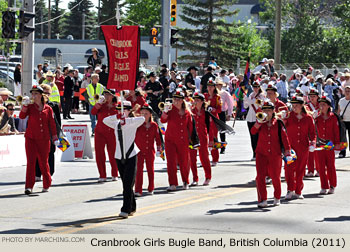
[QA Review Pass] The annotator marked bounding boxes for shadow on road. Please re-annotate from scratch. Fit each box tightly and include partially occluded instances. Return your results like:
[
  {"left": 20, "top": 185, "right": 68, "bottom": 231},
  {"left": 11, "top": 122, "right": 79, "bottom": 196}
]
[
  {"left": 206, "top": 206, "right": 271, "bottom": 215},
  {"left": 43, "top": 215, "right": 121, "bottom": 228},
  {"left": 214, "top": 180, "right": 257, "bottom": 189},
  {"left": 0, "top": 228, "right": 47, "bottom": 234},
  {"left": 0, "top": 181, "right": 25, "bottom": 186},
  {"left": 316, "top": 216, "right": 350, "bottom": 222},
  {"left": 0, "top": 193, "right": 40, "bottom": 198}
]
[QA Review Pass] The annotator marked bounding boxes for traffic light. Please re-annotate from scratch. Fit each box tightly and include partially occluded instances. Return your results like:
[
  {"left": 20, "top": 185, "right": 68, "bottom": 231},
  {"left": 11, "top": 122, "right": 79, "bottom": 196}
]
[
  {"left": 19, "top": 10, "right": 35, "bottom": 39},
  {"left": 170, "top": 0, "right": 177, "bottom": 26},
  {"left": 1, "top": 11, "right": 16, "bottom": 39},
  {"left": 170, "top": 28, "right": 179, "bottom": 45},
  {"left": 150, "top": 27, "right": 158, "bottom": 45}
]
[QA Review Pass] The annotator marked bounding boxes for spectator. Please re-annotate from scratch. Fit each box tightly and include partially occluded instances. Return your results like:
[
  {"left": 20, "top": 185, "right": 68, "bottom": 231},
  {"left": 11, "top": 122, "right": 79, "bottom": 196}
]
[
  {"left": 324, "top": 78, "right": 339, "bottom": 109},
  {"left": 72, "top": 69, "right": 81, "bottom": 113},
  {"left": 144, "top": 72, "right": 163, "bottom": 116},
  {"left": 99, "top": 64, "right": 109, "bottom": 87},
  {"left": 267, "top": 59, "right": 275, "bottom": 77},
  {"left": 276, "top": 74, "right": 289, "bottom": 103},
  {"left": 185, "top": 66, "right": 198, "bottom": 91},
  {"left": 170, "top": 62, "right": 178, "bottom": 72},
  {"left": 14, "top": 64, "right": 22, "bottom": 96},
  {"left": 87, "top": 48, "right": 102, "bottom": 70},
  {"left": 36, "top": 64, "right": 44, "bottom": 84},
  {"left": 0, "top": 88, "right": 12, "bottom": 104},
  {"left": 219, "top": 69, "right": 230, "bottom": 91},
  {"left": 159, "top": 68, "right": 170, "bottom": 101},
  {"left": 86, "top": 74, "right": 104, "bottom": 136},
  {"left": 338, "top": 86, "right": 350, "bottom": 158},
  {"left": 63, "top": 70, "right": 75, "bottom": 120},
  {"left": 43, "top": 62, "right": 49, "bottom": 73},
  {"left": 0, "top": 103, "right": 18, "bottom": 135},
  {"left": 200, "top": 66, "right": 215, "bottom": 93}
]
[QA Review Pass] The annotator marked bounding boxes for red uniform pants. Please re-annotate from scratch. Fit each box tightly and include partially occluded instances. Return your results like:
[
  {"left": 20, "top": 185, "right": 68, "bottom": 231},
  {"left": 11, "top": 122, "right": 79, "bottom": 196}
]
[
  {"left": 285, "top": 147, "right": 308, "bottom": 195},
  {"left": 256, "top": 153, "right": 282, "bottom": 202},
  {"left": 135, "top": 151, "right": 155, "bottom": 194},
  {"left": 189, "top": 136, "right": 211, "bottom": 181},
  {"left": 165, "top": 139, "right": 190, "bottom": 185},
  {"left": 25, "top": 138, "right": 51, "bottom": 189},
  {"left": 315, "top": 150, "right": 337, "bottom": 189},
  {"left": 94, "top": 131, "right": 118, "bottom": 178},
  {"left": 307, "top": 151, "right": 319, "bottom": 174},
  {"left": 209, "top": 121, "right": 219, "bottom": 162}
]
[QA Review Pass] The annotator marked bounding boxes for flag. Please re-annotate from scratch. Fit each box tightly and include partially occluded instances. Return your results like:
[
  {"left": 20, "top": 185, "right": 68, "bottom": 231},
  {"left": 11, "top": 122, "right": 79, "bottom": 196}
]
[
  {"left": 242, "top": 52, "right": 251, "bottom": 89},
  {"left": 57, "top": 136, "right": 71, "bottom": 152}
]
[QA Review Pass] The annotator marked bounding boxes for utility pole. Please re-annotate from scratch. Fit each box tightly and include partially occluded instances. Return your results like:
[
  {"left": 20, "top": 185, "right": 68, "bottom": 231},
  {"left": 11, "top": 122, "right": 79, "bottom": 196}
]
[
  {"left": 22, "top": 0, "right": 35, "bottom": 96},
  {"left": 274, "top": 0, "right": 281, "bottom": 70},
  {"left": 82, "top": 13, "right": 85, "bottom": 40},
  {"left": 162, "top": 0, "right": 171, "bottom": 68},
  {"left": 97, "top": 0, "right": 100, "bottom": 39},
  {"left": 48, "top": 0, "right": 51, "bottom": 39},
  {"left": 40, "top": 10, "right": 43, "bottom": 39}
]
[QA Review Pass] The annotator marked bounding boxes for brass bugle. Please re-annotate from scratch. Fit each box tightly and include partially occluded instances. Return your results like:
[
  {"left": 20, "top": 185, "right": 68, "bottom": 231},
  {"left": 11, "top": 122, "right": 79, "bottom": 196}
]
[
  {"left": 158, "top": 100, "right": 172, "bottom": 111},
  {"left": 16, "top": 95, "right": 33, "bottom": 105},
  {"left": 256, "top": 112, "right": 267, "bottom": 123},
  {"left": 275, "top": 110, "right": 290, "bottom": 120},
  {"left": 255, "top": 99, "right": 263, "bottom": 106},
  {"left": 158, "top": 102, "right": 165, "bottom": 111},
  {"left": 94, "top": 94, "right": 100, "bottom": 101}
]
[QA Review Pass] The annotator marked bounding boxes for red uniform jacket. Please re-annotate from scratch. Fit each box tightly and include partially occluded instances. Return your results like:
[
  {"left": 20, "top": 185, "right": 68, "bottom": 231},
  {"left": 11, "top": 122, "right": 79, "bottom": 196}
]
[
  {"left": 306, "top": 102, "right": 319, "bottom": 112},
  {"left": 126, "top": 95, "right": 146, "bottom": 113},
  {"left": 135, "top": 121, "right": 161, "bottom": 154},
  {"left": 91, "top": 102, "right": 118, "bottom": 134},
  {"left": 315, "top": 112, "right": 340, "bottom": 145},
  {"left": 19, "top": 103, "right": 57, "bottom": 140},
  {"left": 205, "top": 93, "right": 222, "bottom": 118},
  {"left": 284, "top": 111, "right": 316, "bottom": 150},
  {"left": 161, "top": 106, "right": 192, "bottom": 143},
  {"left": 251, "top": 118, "right": 291, "bottom": 156},
  {"left": 274, "top": 98, "right": 288, "bottom": 112},
  {"left": 192, "top": 107, "right": 208, "bottom": 138}
]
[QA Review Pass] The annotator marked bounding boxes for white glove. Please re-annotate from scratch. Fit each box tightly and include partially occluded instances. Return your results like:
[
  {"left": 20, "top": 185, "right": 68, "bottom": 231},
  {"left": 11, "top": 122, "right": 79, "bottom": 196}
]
[
  {"left": 281, "top": 110, "right": 287, "bottom": 119},
  {"left": 309, "top": 145, "right": 315, "bottom": 152},
  {"left": 54, "top": 140, "right": 60, "bottom": 146},
  {"left": 208, "top": 147, "right": 213, "bottom": 151},
  {"left": 335, "top": 150, "right": 340, "bottom": 155},
  {"left": 207, "top": 106, "right": 213, "bottom": 112},
  {"left": 156, "top": 151, "right": 161, "bottom": 157},
  {"left": 22, "top": 96, "right": 30, "bottom": 106},
  {"left": 163, "top": 104, "right": 170, "bottom": 113},
  {"left": 98, "top": 95, "right": 105, "bottom": 104},
  {"left": 286, "top": 156, "right": 293, "bottom": 162}
]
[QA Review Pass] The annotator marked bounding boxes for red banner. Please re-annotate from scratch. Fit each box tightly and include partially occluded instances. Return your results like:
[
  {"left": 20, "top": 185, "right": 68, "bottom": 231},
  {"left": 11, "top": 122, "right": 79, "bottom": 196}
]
[{"left": 101, "top": 25, "right": 140, "bottom": 91}]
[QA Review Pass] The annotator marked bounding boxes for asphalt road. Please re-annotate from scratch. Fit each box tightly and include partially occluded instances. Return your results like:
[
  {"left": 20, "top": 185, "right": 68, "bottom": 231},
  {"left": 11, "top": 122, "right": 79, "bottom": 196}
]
[{"left": 1, "top": 115, "right": 350, "bottom": 234}]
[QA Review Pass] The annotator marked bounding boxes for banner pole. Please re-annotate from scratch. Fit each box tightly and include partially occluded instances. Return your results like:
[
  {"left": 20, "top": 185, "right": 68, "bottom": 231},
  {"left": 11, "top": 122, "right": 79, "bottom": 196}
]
[{"left": 115, "top": 3, "right": 123, "bottom": 113}]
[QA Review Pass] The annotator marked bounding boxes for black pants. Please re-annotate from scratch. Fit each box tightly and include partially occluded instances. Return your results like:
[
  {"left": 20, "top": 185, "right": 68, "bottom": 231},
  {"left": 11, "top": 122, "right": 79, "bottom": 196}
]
[
  {"left": 340, "top": 121, "right": 350, "bottom": 156},
  {"left": 116, "top": 156, "right": 137, "bottom": 214},
  {"left": 219, "top": 111, "right": 226, "bottom": 144},
  {"left": 72, "top": 96, "right": 80, "bottom": 110},
  {"left": 247, "top": 121, "right": 259, "bottom": 158},
  {"left": 63, "top": 97, "right": 72, "bottom": 118},
  {"left": 36, "top": 143, "right": 55, "bottom": 177}
]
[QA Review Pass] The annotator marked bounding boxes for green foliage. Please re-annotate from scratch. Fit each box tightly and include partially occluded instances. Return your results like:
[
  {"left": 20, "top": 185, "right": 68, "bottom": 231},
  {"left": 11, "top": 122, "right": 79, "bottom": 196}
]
[
  {"left": 51, "top": 0, "right": 65, "bottom": 38},
  {"left": 35, "top": 0, "right": 48, "bottom": 39}
]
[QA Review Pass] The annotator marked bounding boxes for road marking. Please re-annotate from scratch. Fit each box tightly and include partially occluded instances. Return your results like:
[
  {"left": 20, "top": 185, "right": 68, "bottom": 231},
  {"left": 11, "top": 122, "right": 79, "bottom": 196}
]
[
  {"left": 0, "top": 186, "right": 23, "bottom": 192},
  {"left": 44, "top": 187, "right": 252, "bottom": 234}
]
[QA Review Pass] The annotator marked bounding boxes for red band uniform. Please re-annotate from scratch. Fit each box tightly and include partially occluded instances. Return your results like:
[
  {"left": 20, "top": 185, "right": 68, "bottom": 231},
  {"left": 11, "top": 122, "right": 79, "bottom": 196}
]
[
  {"left": 91, "top": 91, "right": 118, "bottom": 180},
  {"left": 284, "top": 97, "right": 316, "bottom": 196},
  {"left": 126, "top": 92, "right": 146, "bottom": 115},
  {"left": 135, "top": 107, "right": 162, "bottom": 195}
]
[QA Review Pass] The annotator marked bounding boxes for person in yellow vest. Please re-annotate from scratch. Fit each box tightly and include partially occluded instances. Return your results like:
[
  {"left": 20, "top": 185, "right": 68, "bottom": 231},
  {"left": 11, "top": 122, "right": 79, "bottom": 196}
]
[
  {"left": 87, "top": 74, "right": 104, "bottom": 136},
  {"left": 43, "top": 71, "right": 61, "bottom": 125}
]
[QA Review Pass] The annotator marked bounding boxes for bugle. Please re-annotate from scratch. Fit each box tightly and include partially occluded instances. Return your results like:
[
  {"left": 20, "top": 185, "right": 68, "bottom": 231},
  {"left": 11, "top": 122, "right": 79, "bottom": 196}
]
[
  {"left": 255, "top": 99, "right": 263, "bottom": 107},
  {"left": 275, "top": 110, "right": 290, "bottom": 120},
  {"left": 16, "top": 95, "right": 33, "bottom": 105},
  {"left": 158, "top": 98, "right": 172, "bottom": 111},
  {"left": 256, "top": 112, "right": 267, "bottom": 123}
]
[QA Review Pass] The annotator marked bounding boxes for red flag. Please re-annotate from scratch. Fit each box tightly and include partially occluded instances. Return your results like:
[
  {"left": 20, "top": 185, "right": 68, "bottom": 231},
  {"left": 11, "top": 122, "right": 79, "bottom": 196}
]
[{"left": 101, "top": 25, "right": 140, "bottom": 91}]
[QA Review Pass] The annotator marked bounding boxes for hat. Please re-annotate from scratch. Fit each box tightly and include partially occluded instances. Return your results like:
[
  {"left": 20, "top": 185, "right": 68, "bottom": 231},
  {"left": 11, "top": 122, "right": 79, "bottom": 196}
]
[
  {"left": 318, "top": 96, "right": 332, "bottom": 106},
  {"left": 344, "top": 68, "right": 350, "bottom": 73},
  {"left": 95, "top": 67, "right": 102, "bottom": 72},
  {"left": 210, "top": 56, "right": 215, "bottom": 60},
  {"left": 252, "top": 81, "right": 260, "bottom": 88},
  {"left": 140, "top": 103, "right": 153, "bottom": 112},
  {"left": 262, "top": 101, "right": 275, "bottom": 110},
  {"left": 295, "top": 87, "right": 304, "bottom": 97},
  {"left": 0, "top": 88, "right": 13, "bottom": 96},
  {"left": 215, "top": 79, "right": 226, "bottom": 86},
  {"left": 293, "top": 68, "right": 302, "bottom": 74},
  {"left": 207, "top": 78, "right": 216, "bottom": 86},
  {"left": 103, "top": 89, "right": 116, "bottom": 95},
  {"left": 315, "top": 74, "right": 324, "bottom": 81},
  {"left": 265, "top": 83, "right": 277, "bottom": 92},
  {"left": 262, "top": 58, "right": 268, "bottom": 63},
  {"left": 44, "top": 71, "right": 54, "bottom": 78},
  {"left": 193, "top": 92, "right": 205, "bottom": 100},
  {"left": 176, "top": 75, "right": 182, "bottom": 80},
  {"left": 187, "top": 66, "right": 198, "bottom": 72},
  {"left": 30, "top": 85, "right": 44, "bottom": 94},
  {"left": 148, "top": 72, "right": 156, "bottom": 78},
  {"left": 308, "top": 66, "right": 314, "bottom": 71},
  {"left": 92, "top": 48, "right": 98, "bottom": 52},
  {"left": 116, "top": 100, "right": 132, "bottom": 110},
  {"left": 173, "top": 89, "right": 185, "bottom": 99},
  {"left": 345, "top": 73, "right": 350, "bottom": 78},
  {"left": 308, "top": 88, "right": 319, "bottom": 96},
  {"left": 290, "top": 96, "right": 304, "bottom": 104}
]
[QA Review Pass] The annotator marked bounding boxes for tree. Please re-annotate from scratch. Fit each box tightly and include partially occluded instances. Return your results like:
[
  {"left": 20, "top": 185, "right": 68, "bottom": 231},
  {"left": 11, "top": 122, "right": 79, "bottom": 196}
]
[
  {"left": 51, "top": 0, "right": 64, "bottom": 39},
  {"left": 98, "top": 0, "right": 125, "bottom": 38},
  {"left": 60, "top": 0, "right": 97, "bottom": 40},
  {"left": 176, "top": 0, "right": 244, "bottom": 68},
  {"left": 35, "top": 0, "right": 48, "bottom": 39},
  {"left": 123, "top": 0, "right": 161, "bottom": 36}
]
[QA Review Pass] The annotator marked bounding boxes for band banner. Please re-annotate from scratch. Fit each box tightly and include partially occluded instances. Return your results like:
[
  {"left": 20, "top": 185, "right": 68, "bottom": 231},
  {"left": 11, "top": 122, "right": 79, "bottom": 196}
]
[{"left": 101, "top": 25, "right": 140, "bottom": 91}]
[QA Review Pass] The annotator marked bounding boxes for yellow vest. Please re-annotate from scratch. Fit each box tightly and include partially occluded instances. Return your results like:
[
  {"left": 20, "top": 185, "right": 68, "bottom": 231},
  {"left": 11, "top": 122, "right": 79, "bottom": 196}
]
[
  {"left": 87, "top": 83, "right": 104, "bottom": 106},
  {"left": 49, "top": 84, "right": 60, "bottom": 103}
]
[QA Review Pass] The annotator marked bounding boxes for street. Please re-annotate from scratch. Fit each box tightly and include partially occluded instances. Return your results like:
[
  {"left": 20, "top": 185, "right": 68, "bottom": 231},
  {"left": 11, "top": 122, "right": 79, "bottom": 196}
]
[{"left": 0, "top": 115, "right": 350, "bottom": 234}]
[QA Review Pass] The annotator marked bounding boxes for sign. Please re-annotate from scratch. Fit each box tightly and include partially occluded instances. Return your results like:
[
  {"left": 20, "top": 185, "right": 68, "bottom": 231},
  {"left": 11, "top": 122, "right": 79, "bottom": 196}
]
[
  {"left": 101, "top": 25, "right": 140, "bottom": 91},
  {"left": 0, "top": 135, "right": 26, "bottom": 168},
  {"left": 62, "top": 125, "right": 93, "bottom": 159}
]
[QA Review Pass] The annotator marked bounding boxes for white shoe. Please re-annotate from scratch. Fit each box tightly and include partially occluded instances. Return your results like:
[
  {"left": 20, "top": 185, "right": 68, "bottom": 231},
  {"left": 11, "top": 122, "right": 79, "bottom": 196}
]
[
  {"left": 320, "top": 189, "right": 328, "bottom": 195},
  {"left": 167, "top": 185, "right": 177, "bottom": 192},
  {"left": 285, "top": 190, "right": 294, "bottom": 200},
  {"left": 134, "top": 192, "right": 142, "bottom": 197},
  {"left": 42, "top": 188, "right": 49, "bottom": 193},
  {"left": 211, "top": 162, "right": 217, "bottom": 167},
  {"left": 147, "top": 191, "right": 154, "bottom": 195},
  {"left": 98, "top": 178, "right": 107, "bottom": 183},
  {"left": 257, "top": 200, "right": 268, "bottom": 208},
  {"left": 328, "top": 187, "right": 335, "bottom": 194},
  {"left": 183, "top": 182, "right": 189, "bottom": 190},
  {"left": 112, "top": 177, "right": 118, "bottom": 181},
  {"left": 190, "top": 181, "right": 198, "bottom": 186},
  {"left": 35, "top": 176, "right": 42, "bottom": 182},
  {"left": 265, "top": 177, "right": 272, "bottom": 184},
  {"left": 119, "top": 212, "right": 128, "bottom": 218},
  {"left": 24, "top": 188, "right": 32, "bottom": 195},
  {"left": 203, "top": 179, "right": 211, "bottom": 186},
  {"left": 273, "top": 198, "right": 280, "bottom": 206},
  {"left": 305, "top": 172, "right": 314, "bottom": 177},
  {"left": 294, "top": 193, "right": 304, "bottom": 199}
]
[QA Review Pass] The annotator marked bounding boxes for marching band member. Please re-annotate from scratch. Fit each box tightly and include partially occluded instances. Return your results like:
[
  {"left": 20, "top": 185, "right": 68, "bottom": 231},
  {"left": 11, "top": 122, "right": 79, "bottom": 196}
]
[
  {"left": 205, "top": 79, "right": 222, "bottom": 166},
  {"left": 91, "top": 89, "right": 119, "bottom": 183},
  {"left": 284, "top": 96, "right": 316, "bottom": 200},
  {"left": 161, "top": 90, "right": 193, "bottom": 191},
  {"left": 265, "top": 83, "right": 288, "bottom": 113},
  {"left": 126, "top": 89, "right": 146, "bottom": 116},
  {"left": 189, "top": 92, "right": 212, "bottom": 186},
  {"left": 315, "top": 96, "right": 340, "bottom": 195},
  {"left": 103, "top": 100, "right": 145, "bottom": 218},
  {"left": 251, "top": 101, "right": 291, "bottom": 207},
  {"left": 305, "top": 88, "right": 320, "bottom": 177},
  {"left": 244, "top": 81, "right": 266, "bottom": 160},
  {"left": 134, "top": 104, "right": 162, "bottom": 196},
  {"left": 19, "top": 85, "right": 58, "bottom": 195}
]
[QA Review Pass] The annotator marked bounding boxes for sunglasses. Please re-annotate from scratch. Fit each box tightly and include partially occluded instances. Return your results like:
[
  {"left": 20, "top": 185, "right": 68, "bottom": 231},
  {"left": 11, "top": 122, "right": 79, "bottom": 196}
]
[{"left": 8, "top": 108, "right": 15, "bottom": 111}]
